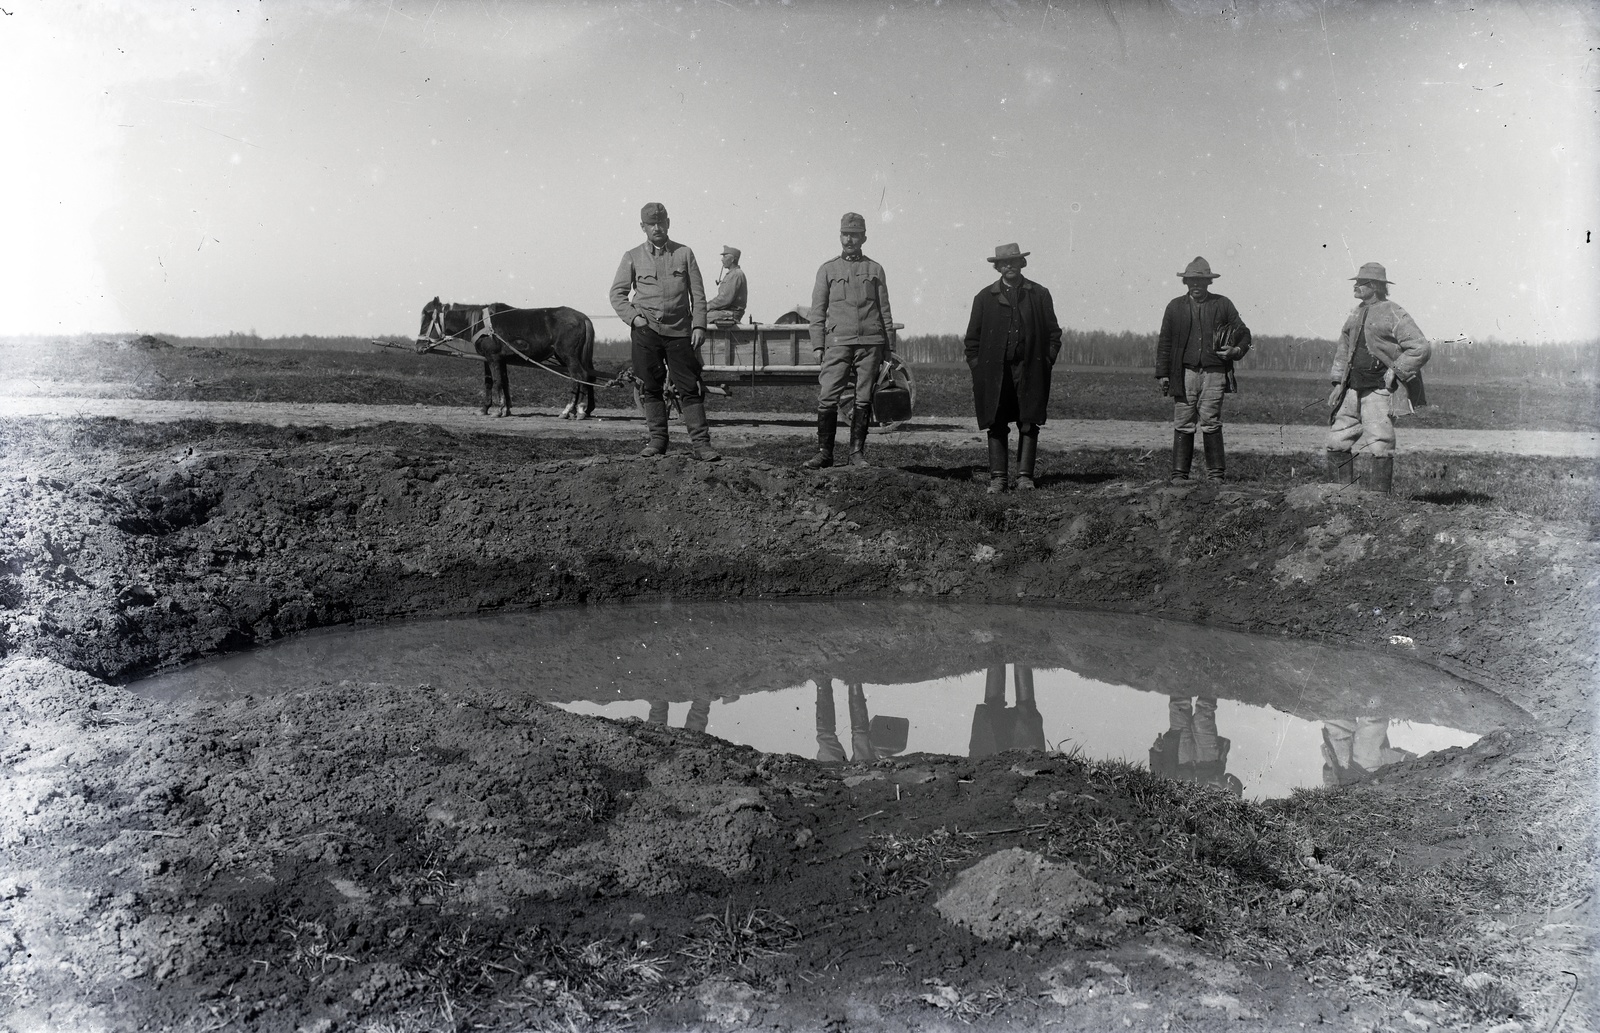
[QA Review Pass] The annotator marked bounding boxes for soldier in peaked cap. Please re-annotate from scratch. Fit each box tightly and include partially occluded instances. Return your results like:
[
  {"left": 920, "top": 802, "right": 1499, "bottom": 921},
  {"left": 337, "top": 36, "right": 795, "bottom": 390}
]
[
  {"left": 1155, "top": 256, "right": 1252, "bottom": 484},
  {"left": 609, "top": 201, "right": 718, "bottom": 461},
  {"left": 962, "top": 243, "right": 1064, "bottom": 493},
  {"left": 1325, "top": 262, "right": 1431, "bottom": 494},
  {"left": 706, "top": 246, "right": 747, "bottom": 326},
  {"left": 803, "top": 212, "right": 898, "bottom": 469}
]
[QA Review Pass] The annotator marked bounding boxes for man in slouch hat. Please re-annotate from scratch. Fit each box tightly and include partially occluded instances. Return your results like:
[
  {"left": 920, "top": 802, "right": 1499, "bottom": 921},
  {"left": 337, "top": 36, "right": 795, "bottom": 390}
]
[
  {"left": 1155, "top": 257, "right": 1252, "bottom": 483},
  {"left": 803, "top": 212, "right": 897, "bottom": 469},
  {"left": 963, "top": 243, "right": 1064, "bottom": 492},
  {"left": 1325, "top": 262, "right": 1431, "bottom": 493},
  {"left": 609, "top": 202, "right": 719, "bottom": 461}
]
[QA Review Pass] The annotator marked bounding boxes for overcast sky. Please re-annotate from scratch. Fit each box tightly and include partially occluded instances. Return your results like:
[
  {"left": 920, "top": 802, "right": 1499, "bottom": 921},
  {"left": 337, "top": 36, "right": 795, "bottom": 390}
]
[{"left": 4, "top": 0, "right": 1596, "bottom": 343}]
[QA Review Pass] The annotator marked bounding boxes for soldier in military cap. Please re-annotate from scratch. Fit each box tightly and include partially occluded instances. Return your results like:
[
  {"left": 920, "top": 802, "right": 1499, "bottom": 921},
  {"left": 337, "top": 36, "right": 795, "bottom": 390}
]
[
  {"left": 706, "top": 246, "right": 747, "bottom": 326},
  {"left": 804, "top": 212, "right": 897, "bottom": 469},
  {"left": 609, "top": 202, "right": 718, "bottom": 461}
]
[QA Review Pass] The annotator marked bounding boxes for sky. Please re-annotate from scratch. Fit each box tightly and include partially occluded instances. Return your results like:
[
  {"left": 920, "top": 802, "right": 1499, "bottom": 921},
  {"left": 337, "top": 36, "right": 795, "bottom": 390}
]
[{"left": 3, "top": 0, "right": 1596, "bottom": 343}]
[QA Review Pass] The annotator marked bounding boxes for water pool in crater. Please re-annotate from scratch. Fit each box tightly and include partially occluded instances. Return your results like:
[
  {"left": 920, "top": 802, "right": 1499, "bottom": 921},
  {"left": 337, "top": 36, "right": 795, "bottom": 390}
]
[{"left": 130, "top": 599, "right": 1526, "bottom": 799}]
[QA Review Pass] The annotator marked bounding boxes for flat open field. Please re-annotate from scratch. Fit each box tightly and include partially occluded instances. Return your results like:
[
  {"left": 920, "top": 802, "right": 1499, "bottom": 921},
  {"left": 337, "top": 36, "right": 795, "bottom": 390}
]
[{"left": 0, "top": 337, "right": 1595, "bottom": 1033}]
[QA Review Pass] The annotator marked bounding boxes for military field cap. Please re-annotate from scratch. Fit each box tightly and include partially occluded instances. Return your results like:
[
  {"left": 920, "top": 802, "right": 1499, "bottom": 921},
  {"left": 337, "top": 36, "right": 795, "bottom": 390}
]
[
  {"left": 1178, "top": 256, "right": 1219, "bottom": 280},
  {"left": 987, "top": 243, "right": 1030, "bottom": 264},
  {"left": 1350, "top": 262, "right": 1393, "bottom": 284},
  {"left": 640, "top": 202, "right": 669, "bottom": 223},
  {"left": 839, "top": 212, "right": 867, "bottom": 233},
  {"left": 721, "top": 246, "right": 741, "bottom": 261}
]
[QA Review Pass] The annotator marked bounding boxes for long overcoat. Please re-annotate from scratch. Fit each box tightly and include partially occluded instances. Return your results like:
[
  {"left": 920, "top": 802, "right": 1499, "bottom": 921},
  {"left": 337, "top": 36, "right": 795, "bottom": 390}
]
[{"left": 963, "top": 277, "right": 1064, "bottom": 429}]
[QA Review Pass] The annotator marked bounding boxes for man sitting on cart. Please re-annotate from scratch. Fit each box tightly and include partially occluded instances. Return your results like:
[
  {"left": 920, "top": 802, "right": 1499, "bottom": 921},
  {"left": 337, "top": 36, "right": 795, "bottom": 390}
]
[
  {"left": 804, "top": 212, "right": 897, "bottom": 469},
  {"left": 706, "top": 245, "right": 747, "bottom": 327}
]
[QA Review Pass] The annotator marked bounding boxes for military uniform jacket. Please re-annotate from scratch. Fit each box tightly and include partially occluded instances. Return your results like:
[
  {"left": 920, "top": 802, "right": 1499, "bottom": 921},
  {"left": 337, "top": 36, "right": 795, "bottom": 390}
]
[
  {"left": 809, "top": 253, "right": 894, "bottom": 351},
  {"left": 609, "top": 239, "right": 707, "bottom": 337}
]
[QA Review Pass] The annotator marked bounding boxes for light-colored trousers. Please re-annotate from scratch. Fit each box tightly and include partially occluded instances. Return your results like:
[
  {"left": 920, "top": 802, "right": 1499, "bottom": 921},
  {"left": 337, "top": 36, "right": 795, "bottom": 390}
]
[
  {"left": 1173, "top": 369, "right": 1226, "bottom": 435},
  {"left": 1168, "top": 696, "right": 1221, "bottom": 766},
  {"left": 1327, "top": 386, "right": 1396, "bottom": 457},
  {"left": 817, "top": 344, "right": 883, "bottom": 414}
]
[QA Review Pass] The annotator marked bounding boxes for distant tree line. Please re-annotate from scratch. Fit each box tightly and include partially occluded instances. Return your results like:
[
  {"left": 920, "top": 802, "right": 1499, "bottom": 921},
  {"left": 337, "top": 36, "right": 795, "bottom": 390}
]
[
  {"left": 896, "top": 331, "right": 1600, "bottom": 379},
  {"left": 50, "top": 329, "right": 1596, "bottom": 380}
]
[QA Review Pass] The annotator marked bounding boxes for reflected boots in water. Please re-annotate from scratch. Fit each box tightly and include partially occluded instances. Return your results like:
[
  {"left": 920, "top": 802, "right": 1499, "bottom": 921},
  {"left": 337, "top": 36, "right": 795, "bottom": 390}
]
[
  {"left": 1326, "top": 450, "right": 1357, "bottom": 485},
  {"left": 848, "top": 405, "right": 871, "bottom": 467},
  {"left": 1015, "top": 426, "right": 1039, "bottom": 490},
  {"left": 639, "top": 398, "right": 669, "bottom": 458},
  {"left": 1203, "top": 429, "right": 1225, "bottom": 481},
  {"left": 1171, "top": 431, "right": 1195, "bottom": 483},
  {"left": 680, "top": 399, "right": 721, "bottom": 462},
  {"left": 803, "top": 408, "right": 838, "bottom": 469},
  {"left": 986, "top": 431, "right": 1009, "bottom": 494},
  {"left": 1361, "top": 455, "right": 1394, "bottom": 494}
]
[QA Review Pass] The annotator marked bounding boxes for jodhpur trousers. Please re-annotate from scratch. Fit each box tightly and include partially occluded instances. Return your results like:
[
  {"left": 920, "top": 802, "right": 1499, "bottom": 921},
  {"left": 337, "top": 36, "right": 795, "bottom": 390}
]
[
  {"left": 1327, "top": 386, "right": 1396, "bottom": 457},
  {"left": 1173, "top": 369, "right": 1226, "bottom": 435},
  {"left": 816, "top": 344, "right": 882, "bottom": 414}
]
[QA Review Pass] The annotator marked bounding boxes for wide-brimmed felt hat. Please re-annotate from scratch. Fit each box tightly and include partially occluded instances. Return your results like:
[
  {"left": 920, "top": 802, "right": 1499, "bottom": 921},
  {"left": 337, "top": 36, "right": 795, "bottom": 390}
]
[
  {"left": 986, "top": 243, "right": 1031, "bottom": 265},
  {"left": 839, "top": 212, "right": 867, "bottom": 233},
  {"left": 1350, "top": 262, "right": 1393, "bottom": 284},
  {"left": 1178, "top": 256, "right": 1219, "bottom": 280},
  {"left": 640, "top": 201, "right": 668, "bottom": 222},
  {"left": 721, "top": 246, "right": 741, "bottom": 261}
]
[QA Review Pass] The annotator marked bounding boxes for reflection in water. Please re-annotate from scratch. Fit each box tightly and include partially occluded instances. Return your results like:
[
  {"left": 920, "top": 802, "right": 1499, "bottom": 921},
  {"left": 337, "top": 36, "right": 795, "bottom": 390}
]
[
  {"left": 1321, "top": 718, "right": 1416, "bottom": 786},
  {"left": 128, "top": 600, "right": 1527, "bottom": 800},
  {"left": 1151, "top": 696, "right": 1244, "bottom": 797},
  {"left": 814, "top": 679, "right": 907, "bottom": 764},
  {"left": 970, "top": 666, "right": 1046, "bottom": 758}
]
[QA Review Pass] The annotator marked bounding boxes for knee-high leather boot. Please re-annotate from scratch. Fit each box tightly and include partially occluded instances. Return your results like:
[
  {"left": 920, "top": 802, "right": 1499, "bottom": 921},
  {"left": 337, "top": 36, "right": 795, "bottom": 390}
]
[
  {"left": 679, "top": 399, "right": 720, "bottom": 462},
  {"left": 1326, "top": 450, "right": 1356, "bottom": 485},
  {"left": 1361, "top": 455, "right": 1394, "bottom": 494},
  {"left": 1171, "top": 431, "right": 1195, "bottom": 483},
  {"left": 803, "top": 408, "right": 838, "bottom": 469},
  {"left": 1015, "top": 426, "right": 1039, "bottom": 490},
  {"left": 848, "top": 405, "right": 871, "bottom": 467},
  {"left": 639, "top": 398, "right": 669, "bottom": 457},
  {"left": 1202, "top": 430, "right": 1225, "bottom": 481},
  {"left": 986, "top": 431, "right": 1009, "bottom": 494}
]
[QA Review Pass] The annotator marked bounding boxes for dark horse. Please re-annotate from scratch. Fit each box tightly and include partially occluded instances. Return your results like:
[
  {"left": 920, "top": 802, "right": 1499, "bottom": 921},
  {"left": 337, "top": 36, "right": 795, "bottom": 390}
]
[{"left": 416, "top": 297, "right": 597, "bottom": 419}]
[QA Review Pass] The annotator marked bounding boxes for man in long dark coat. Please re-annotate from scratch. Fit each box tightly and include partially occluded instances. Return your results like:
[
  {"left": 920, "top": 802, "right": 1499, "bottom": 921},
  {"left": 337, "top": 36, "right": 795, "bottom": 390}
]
[{"left": 963, "top": 243, "right": 1064, "bottom": 492}]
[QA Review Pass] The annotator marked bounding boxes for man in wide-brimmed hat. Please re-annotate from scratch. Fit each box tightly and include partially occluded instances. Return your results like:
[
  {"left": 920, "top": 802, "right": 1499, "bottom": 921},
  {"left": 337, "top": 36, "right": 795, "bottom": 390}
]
[
  {"left": 706, "top": 245, "right": 747, "bottom": 326},
  {"left": 1155, "top": 257, "right": 1252, "bottom": 483},
  {"left": 1325, "top": 262, "right": 1431, "bottom": 493},
  {"left": 804, "top": 212, "right": 897, "bottom": 469},
  {"left": 609, "top": 202, "right": 719, "bottom": 461},
  {"left": 962, "top": 243, "right": 1064, "bottom": 492}
]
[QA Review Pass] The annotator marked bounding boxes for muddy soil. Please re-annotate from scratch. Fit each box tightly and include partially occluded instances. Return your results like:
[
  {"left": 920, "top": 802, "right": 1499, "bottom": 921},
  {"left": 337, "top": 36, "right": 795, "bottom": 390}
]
[{"left": 0, "top": 416, "right": 1594, "bottom": 1033}]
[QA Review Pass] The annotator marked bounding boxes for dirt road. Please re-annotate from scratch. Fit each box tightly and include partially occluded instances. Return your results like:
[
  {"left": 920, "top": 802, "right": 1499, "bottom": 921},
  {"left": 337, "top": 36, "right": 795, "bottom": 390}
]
[{"left": 3, "top": 394, "right": 1598, "bottom": 456}]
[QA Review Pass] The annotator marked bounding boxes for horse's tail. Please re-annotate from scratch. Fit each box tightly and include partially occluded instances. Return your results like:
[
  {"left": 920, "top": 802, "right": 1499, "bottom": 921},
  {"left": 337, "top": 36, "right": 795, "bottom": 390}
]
[{"left": 581, "top": 310, "right": 595, "bottom": 373}]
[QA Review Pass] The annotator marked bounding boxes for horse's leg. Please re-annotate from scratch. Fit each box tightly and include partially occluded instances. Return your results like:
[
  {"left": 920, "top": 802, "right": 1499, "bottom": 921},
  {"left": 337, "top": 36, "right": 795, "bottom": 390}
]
[
  {"left": 480, "top": 355, "right": 493, "bottom": 415},
  {"left": 496, "top": 359, "right": 511, "bottom": 417}
]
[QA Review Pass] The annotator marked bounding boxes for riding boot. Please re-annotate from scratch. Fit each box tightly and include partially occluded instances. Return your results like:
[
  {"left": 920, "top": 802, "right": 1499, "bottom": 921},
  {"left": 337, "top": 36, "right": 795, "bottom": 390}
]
[
  {"left": 802, "top": 408, "right": 838, "bottom": 470},
  {"left": 1015, "top": 428, "right": 1038, "bottom": 490},
  {"left": 1362, "top": 455, "right": 1394, "bottom": 495},
  {"left": 986, "top": 431, "right": 1009, "bottom": 494},
  {"left": 1202, "top": 430, "right": 1225, "bottom": 481},
  {"left": 679, "top": 399, "right": 721, "bottom": 462},
  {"left": 1171, "top": 431, "right": 1195, "bottom": 483},
  {"left": 1326, "top": 450, "right": 1356, "bottom": 485},
  {"left": 1369, "top": 457, "right": 1395, "bottom": 498},
  {"left": 639, "top": 398, "right": 670, "bottom": 458},
  {"left": 848, "top": 405, "right": 871, "bottom": 467}
]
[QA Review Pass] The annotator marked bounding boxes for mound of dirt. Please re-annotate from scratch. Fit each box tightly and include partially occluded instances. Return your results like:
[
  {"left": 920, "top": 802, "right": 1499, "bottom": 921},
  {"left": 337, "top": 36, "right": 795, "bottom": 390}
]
[{"left": 0, "top": 416, "right": 1593, "bottom": 1031}]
